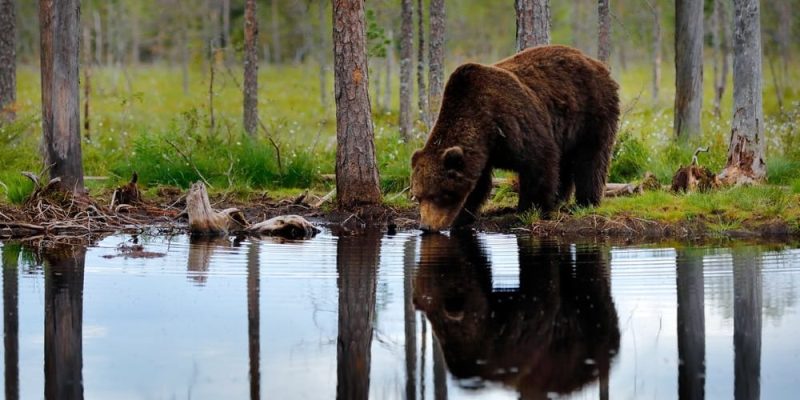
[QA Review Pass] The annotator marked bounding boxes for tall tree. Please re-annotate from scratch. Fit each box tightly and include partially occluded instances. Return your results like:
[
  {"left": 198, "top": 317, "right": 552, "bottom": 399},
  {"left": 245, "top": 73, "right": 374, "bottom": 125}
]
[
  {"left": 336, "top": 233, "right": 381, "bottom": 400},
  {"left": 720, "top": 0, "right": 766, "bottom": 184},
  {"left": 674, "top": 0, "right": 704, "bottom": 140},
  {"left": 676, "top": 250, "right": 706, "bottom": 400},
  {"left": 597, "top": 0, "right": 611, "bottom": 63},
  {"left": 39, "top": 0, "right": 84, "bottom": 192},
  {"left": 399, "top": 0, "right": 414, "bottom": 141},
  {"left": 0, "top": 0, "right": 16, "bottom": 122},
  {"left": 416, "top": 0, "right": 429, "bottom": 129},
  {"left": 44, "top": 246, "right": 85, "bottom": 400},
  {"left": 515, "top": 0, "right": 550, "bottom": 51},
  {"left": 428, "top": 0, "right": 445, "bottom": 122},
  {"left": 332, "top": 0, "right": 382, "bottom": 208},
  {"left": 652, "top": 3, "right": 662, "bottom": 101},
  {"left": 712, "top": 0, "right": 731, "bottom": 118},
  {"left": 243, "top": 0, "right": 259, "bottom": 136}
]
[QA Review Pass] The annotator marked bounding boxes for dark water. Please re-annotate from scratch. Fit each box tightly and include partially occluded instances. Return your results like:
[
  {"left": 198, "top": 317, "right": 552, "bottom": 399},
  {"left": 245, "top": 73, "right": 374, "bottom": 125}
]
[{"left": 1, "top": 231, "right": 799, "bottom": 399}]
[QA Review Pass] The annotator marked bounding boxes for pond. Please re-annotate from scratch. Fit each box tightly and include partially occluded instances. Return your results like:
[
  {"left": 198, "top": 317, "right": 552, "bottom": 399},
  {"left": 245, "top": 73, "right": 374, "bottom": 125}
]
[{"left": 1, "top": 231, "right": 799, "bottom": 399}]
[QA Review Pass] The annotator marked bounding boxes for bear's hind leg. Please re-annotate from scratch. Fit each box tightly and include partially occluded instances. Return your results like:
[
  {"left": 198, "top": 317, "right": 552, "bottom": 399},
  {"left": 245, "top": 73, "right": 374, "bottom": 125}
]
[
  {"left": 453, "top": 168, "right": 493, "bottom": 227},
  {"left": 518, "top": 165, "right": 558, "bottom": 216},
  {"left": 574, "top": 130, "right": 613, "bottom": 207},
  {"left": 556, "top": 156, "right": 575, "bottom": 205}
]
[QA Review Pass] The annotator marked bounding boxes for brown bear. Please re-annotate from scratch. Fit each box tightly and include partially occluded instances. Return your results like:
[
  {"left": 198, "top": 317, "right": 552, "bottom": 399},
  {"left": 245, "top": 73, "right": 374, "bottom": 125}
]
[{"left": 411, "top": 45, "right": 620, "bottom": 231}]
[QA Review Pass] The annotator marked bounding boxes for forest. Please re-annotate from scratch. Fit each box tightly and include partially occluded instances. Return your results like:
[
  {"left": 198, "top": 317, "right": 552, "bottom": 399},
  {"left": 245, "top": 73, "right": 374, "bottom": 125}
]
[{"left": 0, "top": 0, "right": 799, "bottom": 236}]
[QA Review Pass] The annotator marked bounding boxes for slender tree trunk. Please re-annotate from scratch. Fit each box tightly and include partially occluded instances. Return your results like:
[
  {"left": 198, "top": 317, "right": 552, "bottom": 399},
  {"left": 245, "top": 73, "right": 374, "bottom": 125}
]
[
  {"left": 336, "top": 234, "right": 380, "bottom": 400},
  {"left": 597, "top": 0, "right": 611, "bottom": 64},
  {"left": 93, "top": 11, "right": 101, "bottom": 64},
  {"left": 712, "top": 0, "right": 731, "bottom": 119},
  {"left": 82, "top": 25, "right": 91, "bottom": 140},
  {"left": 416, "top": 0, "right": 429, "bottom": 129},
  {"left": 317, "top": 0, "right": 328, "bottom": 106},
  {"left": 733, "top": 250, "right": 762, "bottom": 400},
  {"left": 3, "top": 246, "right": 20, "bottom": 400},
  {"left": 40, "top": 0, "right": 84, "bottom": 192},
  {"left": 0, "top": 0, "right": 17, "bottom": 122},
  {"left": 104, "top": 4, "right": 113, "bottom": 66},
  {"left": 246, "top": 242, "right": 261, "bottom": 400},
  {"left": 776, "top": 1, "right": 790, "bottom": 75},
  {"left": 243, "top": 0, "right": 259, "bottom": 136},
  {"left": 676, "top": 250, "right": 706, "bottom": 400},
  {"left": 332, "top": 0, "right": 382, "bottom": 208},
  {"left": 403, "top": 238, "right": 417, "bottom": 400},
  {"left": 428, "top": 0, "right": 445, "bottom": 123},
  {"left": 271, "top": 0, "right": 281, "bottom": 63},
  {"left": 571, "top": 0, "right": 581, "bottom": 50},
  {"left": 515, "top": 0, "right": 550, "bottom": 51},
  {"left": 43, "top": 246, "right": 85, "bottom": 400},
  {"left": 674, "top": 0, "right": 704, "bottom": 140},
  {"left": 720, "top": 0, "right": 766, "bottom": 184},
  {"left": 652, "top": 4, "right": 662, "bottom": 101},
  {"left": 222, "top": 0, "right": 230, "bottom": 49},
  {"left": 384, "top": 35, "right": 393, "bottom": 113},
  {"left": 399, "top": 0, "right": 414, "bottom": 141}
]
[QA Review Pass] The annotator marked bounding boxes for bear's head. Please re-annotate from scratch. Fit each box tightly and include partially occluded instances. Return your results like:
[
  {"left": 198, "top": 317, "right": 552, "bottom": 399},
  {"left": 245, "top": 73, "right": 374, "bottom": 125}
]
[{"left": 411, "top": 145, "right": 476, "bottom": 232}]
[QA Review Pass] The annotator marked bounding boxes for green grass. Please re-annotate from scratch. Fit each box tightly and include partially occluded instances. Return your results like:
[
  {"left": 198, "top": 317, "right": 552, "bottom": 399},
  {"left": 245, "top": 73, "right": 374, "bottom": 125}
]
[{"left": 1, "top": 57, "right": 799, "bottom": 215}]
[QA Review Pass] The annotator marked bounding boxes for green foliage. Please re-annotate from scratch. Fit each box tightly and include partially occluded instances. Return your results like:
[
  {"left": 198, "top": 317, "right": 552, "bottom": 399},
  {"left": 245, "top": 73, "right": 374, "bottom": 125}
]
[
  {"left": 0, "top": 172, "right": 34, "bottom": 204},
  {"left": 366, "top": 9, "right": 391, "bottom": 58},
  {"left": 517, "top": 208, "right": 541, "bottom": 225},
  {"left": 609, "top": 132, "right": 650, "bottom": 183},
  {"left": 767, "top": 156, "right": 800, "bottom": 185}
]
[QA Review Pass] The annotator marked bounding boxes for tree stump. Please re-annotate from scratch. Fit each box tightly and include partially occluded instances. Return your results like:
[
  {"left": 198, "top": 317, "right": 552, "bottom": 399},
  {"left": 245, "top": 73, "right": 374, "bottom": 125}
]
[{"left": 186, "top": 182, "right": 247, "bottom": 236}]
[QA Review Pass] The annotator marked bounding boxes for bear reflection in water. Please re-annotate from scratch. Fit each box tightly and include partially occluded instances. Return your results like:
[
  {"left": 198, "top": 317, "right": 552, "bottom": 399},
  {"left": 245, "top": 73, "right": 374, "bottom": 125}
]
[{"left": 413, "top": 233, "right": 620, "bottom": 398}]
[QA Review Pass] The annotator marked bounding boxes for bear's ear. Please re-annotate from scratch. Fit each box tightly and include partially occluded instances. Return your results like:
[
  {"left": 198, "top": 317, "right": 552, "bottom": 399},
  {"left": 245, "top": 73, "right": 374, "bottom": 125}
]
[
  {"left": 442, "top": 146, "right": 465, "bottom": 172},
  {"left": 411, "top": 149, "right": 422, "bottom": 167}
]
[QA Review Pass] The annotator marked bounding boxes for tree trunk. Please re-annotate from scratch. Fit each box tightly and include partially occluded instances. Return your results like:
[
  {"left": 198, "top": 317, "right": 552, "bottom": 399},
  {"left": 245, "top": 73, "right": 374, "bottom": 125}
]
[
  {"left": 317, "top": 0, "right": 328, "bottom": 106},
  {"left": 271, "top": 0, "right": 281, "bottom": 63},
  {"left": 40, "top": 0, "right": 84, "bottom": 192},
  {"left": 674, "top": 0, "right": 704, "bottom": 140},
  {"left": 416, "top": 0, "right": 429, "bottom": 130},
  {"left": 403, "top": 238, "right": 417, "bottom": 400},
  {"left": 384, "top": 34, "right": 393, "bottom": 113},
  {"left": 676, "top": 250, "right": 706, "bottom": 400},
  {"left": 776, "top": 1, "right": 790, "bottom": 75},
  {"left": 399, "top": 0, "right": 414, "bottom": 141},
  {"left": 222, "top": 0, "right": 230, "bottom": 49},
  {"left": 652, "top": 4, "right": 662, "bottom": 101},
  {"left": 243, "top": 0, "right": 259, "bottom": 136},
  {"left": 247, "top": 241, "right": 261, "bottom": 400},
  {"left": 3, "top": 245, "right": 20, "bottom": 400},
  {"left": 733, "top": 249, "right": 762, "bottom": 400},
  {"left": 336, "top": 233, "right": 380, "bottom": 400},
  {"left": 515, "top": 0, "right": 550, "bottom": 51},
  {"left": 43, "top": 246, "right": 85, "bottom": 400},
  {"left": 0, "top": 0, "right": 16, "bottom": 122},
  {"left": 720, "top": 0, "right": 766, "bottom": 184},
  {"left": 428, "top": 0, "right": 445, "bottom": 123},
  {"left": 332, "top": 0, "right": 382, "bottom": 208},
  {"left": 712, "top": 0, "right": 731, "bottom": 118},
  {"left": 130, "top": 9, "right": 140, "bottom": 64},
  {"left": 82, "top": 25, "right": 91, "bottom": 140},
  {"left": 597, "top": 0, "right": 611, "bottom": 64},
  {"left": 571, "top": 0, "right": 582, "bottom": 50},
  {"left": 93, "top": 11, "right": 101, "bottom": 65}
]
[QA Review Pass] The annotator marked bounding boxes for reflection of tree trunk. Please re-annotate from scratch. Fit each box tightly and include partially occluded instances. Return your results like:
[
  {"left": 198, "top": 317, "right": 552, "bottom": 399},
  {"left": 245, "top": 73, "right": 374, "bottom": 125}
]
[
  {"left": 676, "top": 250, "right": 705, "bottom": 400},
  {"left": 733, "top": 250, "right": 761, "bottom": 400},
  {"left": 404, "top": 238, "right": 417, "bottom": 400},
  {"left": 2, "top": 245, "right": 20, "bottom": 400},
  {"left": 432, "top": 334, "right": 447, "bottom": 400},
  {"left": 44, "top": 246, "right": 86, "bottom": 400},
  {"left": 247, "top": 241, "right": 261, "bottom": 400},
  {"left": 420, "top": 319, "right": 426, "bottom": 399},
  {"left": 336, "top": 233, "right": 381, "bottom": 400}
]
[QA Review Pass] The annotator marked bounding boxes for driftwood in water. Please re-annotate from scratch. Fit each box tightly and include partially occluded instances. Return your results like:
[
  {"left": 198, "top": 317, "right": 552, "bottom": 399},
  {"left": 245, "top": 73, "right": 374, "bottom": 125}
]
[
  {"left": 186, "top": 182, "right": 248, "bottom": 235},
  {"left": 186, "top": 182, "right": 318, "bottom": 238},
  {"left": 671, "top": 147, "right": 720, "bottom": 192}
]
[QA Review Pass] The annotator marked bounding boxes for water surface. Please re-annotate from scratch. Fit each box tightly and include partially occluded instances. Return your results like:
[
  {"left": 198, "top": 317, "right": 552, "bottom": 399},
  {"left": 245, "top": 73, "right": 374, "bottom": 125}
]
[{"left": 1, "top": 231, "right": 799, "bottom": 399}]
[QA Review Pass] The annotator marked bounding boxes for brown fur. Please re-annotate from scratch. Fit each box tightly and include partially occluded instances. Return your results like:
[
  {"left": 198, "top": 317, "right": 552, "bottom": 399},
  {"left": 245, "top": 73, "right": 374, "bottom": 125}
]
[
  {"left": 413, "top": 233, "right": 619, "bottom": 397},
  {"left": 411, "top": 45, "right": 620, "bottom": 231}
]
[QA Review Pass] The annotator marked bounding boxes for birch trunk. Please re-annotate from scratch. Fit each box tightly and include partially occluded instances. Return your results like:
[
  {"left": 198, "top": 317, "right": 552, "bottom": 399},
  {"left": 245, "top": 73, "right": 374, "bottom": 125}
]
[
  {"left": 333, "top": 0, "right": 382, "bottom": 208},
  {"left": 40, "top": 0, "right": 84, "bottom": 192},
  {"left": 243, "top": 0, "right": 259, "bottom": 136},
  {"left": 399, "top": 0, "right": 414, "bottom": 141},
  {"left": 515, "top": 0, "right": 550, "bottom": 51},
  {"left": 674, "top": 0, "right": 704, "bottom": 140},
  {"left": 0, "top": 0, "right": 16, "bottom": 122},
  {"left": 428, "top": 0, "right": 445, "bottom": 123},
  {"left": 720, "top": 0, "right": 766, "bottom": 184},
  {"left": 597, "top": 0, "right": 611, "bottom": 64}
]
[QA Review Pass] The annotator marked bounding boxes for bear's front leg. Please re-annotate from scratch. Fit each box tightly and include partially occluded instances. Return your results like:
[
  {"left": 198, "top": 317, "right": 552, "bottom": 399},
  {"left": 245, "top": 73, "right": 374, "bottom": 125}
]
[{"left": 452, "top": 168, "right": 493, "bottom": 228}]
